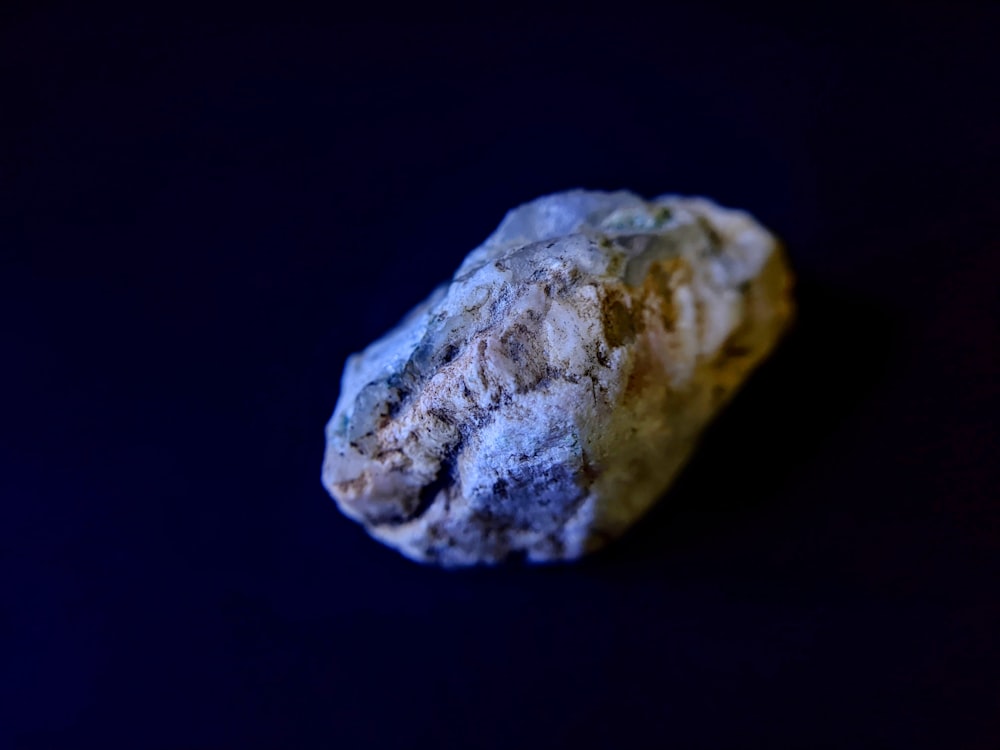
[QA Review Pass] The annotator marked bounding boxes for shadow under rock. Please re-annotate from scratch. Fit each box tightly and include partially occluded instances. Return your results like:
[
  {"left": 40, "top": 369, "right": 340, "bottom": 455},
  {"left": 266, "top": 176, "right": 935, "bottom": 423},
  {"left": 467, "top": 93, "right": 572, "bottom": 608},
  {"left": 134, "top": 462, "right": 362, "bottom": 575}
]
[{"left": 582, "top": 277, "right": 902, "bottom": 568}]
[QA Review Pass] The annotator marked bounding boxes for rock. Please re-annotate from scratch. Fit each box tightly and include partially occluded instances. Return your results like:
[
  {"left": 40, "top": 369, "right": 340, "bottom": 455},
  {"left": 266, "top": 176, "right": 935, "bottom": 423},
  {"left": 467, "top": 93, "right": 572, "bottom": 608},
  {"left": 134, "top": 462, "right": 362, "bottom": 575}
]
[{"left": 321, "top": 190, "right": 794, "bottom": 565}]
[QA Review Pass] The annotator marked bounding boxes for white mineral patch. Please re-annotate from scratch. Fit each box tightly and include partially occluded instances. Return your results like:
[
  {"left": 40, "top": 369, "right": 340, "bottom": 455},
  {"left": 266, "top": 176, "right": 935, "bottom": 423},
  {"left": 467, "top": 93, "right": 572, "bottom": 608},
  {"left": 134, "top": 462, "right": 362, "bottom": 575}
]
[{"left": 322, "top": 190, "right": 795, "bottom": 565}]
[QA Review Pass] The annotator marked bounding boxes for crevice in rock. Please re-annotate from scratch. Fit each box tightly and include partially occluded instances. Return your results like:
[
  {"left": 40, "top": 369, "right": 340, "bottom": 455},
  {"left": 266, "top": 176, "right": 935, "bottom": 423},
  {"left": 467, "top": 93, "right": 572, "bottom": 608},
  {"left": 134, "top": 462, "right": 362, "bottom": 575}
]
[{"left": 405, "top": 442, "right": 462, "bottom": 524}]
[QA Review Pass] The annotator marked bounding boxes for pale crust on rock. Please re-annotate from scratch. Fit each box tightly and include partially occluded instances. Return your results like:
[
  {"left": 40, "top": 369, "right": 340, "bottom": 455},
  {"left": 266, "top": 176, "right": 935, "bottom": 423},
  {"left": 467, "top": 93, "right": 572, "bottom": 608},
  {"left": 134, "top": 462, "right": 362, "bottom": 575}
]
[{"left": 322, "top": 190, "right": 795, "bottom": 565}]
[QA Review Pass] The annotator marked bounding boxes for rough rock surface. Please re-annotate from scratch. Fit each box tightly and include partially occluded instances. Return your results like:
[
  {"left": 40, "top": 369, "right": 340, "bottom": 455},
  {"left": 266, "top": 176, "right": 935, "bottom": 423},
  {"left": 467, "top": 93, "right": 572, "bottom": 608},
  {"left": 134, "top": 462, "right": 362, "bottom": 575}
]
[{"left": 322, "top": 190, "right": 794, "bottom": 565}]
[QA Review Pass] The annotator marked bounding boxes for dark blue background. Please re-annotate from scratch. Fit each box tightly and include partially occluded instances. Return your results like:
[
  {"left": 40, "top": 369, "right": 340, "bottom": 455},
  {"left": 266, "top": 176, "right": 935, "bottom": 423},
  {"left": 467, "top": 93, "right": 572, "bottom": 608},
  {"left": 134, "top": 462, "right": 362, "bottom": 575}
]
[{"left": 3, "top": 6, "right": 998, "bottom": 749}]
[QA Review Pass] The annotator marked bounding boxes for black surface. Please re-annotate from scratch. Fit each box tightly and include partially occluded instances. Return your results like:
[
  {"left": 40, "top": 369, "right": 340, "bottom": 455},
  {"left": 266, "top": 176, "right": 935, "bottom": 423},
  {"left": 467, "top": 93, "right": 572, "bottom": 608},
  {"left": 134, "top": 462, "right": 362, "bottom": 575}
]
[{"left": 3, "top": 7, "right": 998, "bottom": 749}]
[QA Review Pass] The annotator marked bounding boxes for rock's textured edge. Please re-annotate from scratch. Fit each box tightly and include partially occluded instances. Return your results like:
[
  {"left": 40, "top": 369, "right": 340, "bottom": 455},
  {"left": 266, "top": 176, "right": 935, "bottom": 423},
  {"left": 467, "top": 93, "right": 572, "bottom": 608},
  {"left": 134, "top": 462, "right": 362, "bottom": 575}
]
[{"left": 322, "top": 190, "right": 795, "bottom": 566}]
